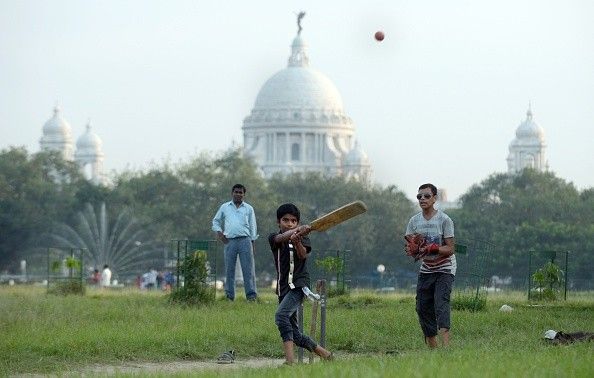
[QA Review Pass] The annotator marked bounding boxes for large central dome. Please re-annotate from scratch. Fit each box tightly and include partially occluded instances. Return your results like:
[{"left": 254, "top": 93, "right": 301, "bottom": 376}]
[
  {"left": 242, "top": 20, "right": 371, "bottom": 182},
  {"left": 254, "top": 66, "right": 344, "bottom": 111},
  {"left": 252, "top": 36, "right": 344, "bottom": 112}
]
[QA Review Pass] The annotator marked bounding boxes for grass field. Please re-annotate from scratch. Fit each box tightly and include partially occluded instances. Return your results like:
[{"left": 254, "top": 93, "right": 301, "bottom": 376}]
[{"left": 1, "top": 286, "right": 593, "bottom": 377}]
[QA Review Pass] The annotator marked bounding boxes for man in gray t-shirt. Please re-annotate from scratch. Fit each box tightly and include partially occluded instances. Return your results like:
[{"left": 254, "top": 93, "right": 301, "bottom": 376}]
[{"left": 405, "top": 183, "right": 455, "bottom": 348}]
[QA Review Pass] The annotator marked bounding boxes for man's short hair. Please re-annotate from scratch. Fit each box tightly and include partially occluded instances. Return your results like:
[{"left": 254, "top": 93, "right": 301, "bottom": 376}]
[
  {"left": 232, "top": 184, "right": 246, "bottom": 193},
  {"left": 276, "top": 203, "right": 300, "bottom": 222},
  {"left": 418, "top": 183, "right": 438, "bottom": 196}
]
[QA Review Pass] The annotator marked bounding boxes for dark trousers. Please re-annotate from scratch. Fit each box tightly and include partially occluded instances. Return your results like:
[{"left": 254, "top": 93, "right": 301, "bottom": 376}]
[
  {"left": 416, "top": 272, "right": 454, "bottom": 337},
  {"left": 275, "top": 288, "right": 317, "bottom": 352}
]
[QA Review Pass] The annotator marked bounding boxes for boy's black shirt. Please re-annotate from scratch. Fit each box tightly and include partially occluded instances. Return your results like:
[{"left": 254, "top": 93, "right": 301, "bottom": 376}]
[{"left": 268, "top": 232, "right": 311, "bottom": 297}]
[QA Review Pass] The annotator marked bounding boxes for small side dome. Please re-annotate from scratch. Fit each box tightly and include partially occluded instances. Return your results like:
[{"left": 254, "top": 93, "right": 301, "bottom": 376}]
[
  {"left": 42, "top": 106, "right": 73, "bottom": 139},
  {"left": 345, "top": 141, "right": 370, "bottom": 165},
  {"left": 515, "top": 108, "right": 545, "bottom": 141},
  {"left": 76, "top": 122, "right": 103, "bottom": 156}
]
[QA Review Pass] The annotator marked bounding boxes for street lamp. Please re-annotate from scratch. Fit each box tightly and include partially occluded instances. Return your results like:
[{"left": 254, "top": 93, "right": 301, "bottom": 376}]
[{"left": 377, "top": 264, "right": 385, "bottom": 288}]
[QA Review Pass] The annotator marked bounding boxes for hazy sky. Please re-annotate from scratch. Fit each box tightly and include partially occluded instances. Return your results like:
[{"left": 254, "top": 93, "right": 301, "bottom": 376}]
[{"left": 1, "top": 0, "right": 592, "bottom": 201}]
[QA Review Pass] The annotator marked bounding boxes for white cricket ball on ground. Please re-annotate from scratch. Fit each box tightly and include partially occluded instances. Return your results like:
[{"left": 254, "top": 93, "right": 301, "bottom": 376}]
[{"left": 499, "top": 304, "right": 513, "bottom": 312}]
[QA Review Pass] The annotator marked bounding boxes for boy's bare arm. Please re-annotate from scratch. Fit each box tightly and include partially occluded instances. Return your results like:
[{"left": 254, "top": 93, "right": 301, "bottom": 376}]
[
  {"left": 441, "top": 237, "right": 455, "bottom": 256},
  {"left": 272, "top": 225, "right": 311, "bottom": 244},
  {"left": 290, "top": 235, "right": 308, "bottom": 259},
  {"left": 295, "top": 225, "right": 311, "bottom": 237}
]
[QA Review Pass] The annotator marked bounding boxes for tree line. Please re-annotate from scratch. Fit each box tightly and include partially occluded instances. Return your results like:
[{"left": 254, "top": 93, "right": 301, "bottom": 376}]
[{"left": 1, "top": 147, "right": 591, "bottom": 287}]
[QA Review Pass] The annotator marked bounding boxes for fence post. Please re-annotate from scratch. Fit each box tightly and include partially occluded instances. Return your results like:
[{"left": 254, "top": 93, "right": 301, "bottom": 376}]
[
  {"left": 297, "top": 302, "right": 304, "bottom": 362},
  {"left": 564, "top": 251, "right": 569, "bottom": 300},
  {"left": 320, "top": 279, "right": 327, "bottom": 348}
]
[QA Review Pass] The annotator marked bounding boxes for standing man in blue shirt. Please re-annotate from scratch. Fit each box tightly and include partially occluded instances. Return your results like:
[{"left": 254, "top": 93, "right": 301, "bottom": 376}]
[{"left": 212, "top": 184, "right": 258, "bottom": 301}]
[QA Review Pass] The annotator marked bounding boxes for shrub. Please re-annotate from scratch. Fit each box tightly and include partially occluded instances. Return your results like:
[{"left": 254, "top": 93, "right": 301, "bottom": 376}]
[
  {"left": 169, "top": 250, "right": 215, "bottom": 306},
  {"left": 531, "top": 262, "right": 563, "bottom": 301},
  {"left": 452, "top": 293, "right": 487, "bottom": 311},
  {"left": 48, "top": 280, "right": 86, "bottom": 296},
  {"left": 314, "top": 255, "right": 348, "bottom": 295},
  {"left": 327, "top": 286, "right": 348, "bottom": 298},
  {"left": 48, "top": 256, "right": 85, "bottom": 295},
  {"left": 335, "top": 294, "right": 383, "bottom": 309},
  {"left": 315, "top": 256, "right": 343, "bottom": 273}
]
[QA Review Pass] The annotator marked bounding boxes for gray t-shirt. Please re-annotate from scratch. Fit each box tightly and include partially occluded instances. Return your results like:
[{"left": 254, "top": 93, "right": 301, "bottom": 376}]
[{"left": 406, "top": 209, "right": 456, "bottom": 275}]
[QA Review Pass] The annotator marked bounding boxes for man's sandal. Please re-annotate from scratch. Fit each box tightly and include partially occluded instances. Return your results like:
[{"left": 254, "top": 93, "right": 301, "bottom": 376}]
[{"left": 216, "top": 350, "right": 235, "bottom": 364}]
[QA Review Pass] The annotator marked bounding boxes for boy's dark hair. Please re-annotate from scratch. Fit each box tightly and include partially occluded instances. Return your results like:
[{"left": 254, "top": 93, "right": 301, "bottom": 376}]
[
  {"left": 418, "top": 183, "right": 438, "bottom": 196},
  {"left": 232, "top": 184, "right": 246, "bottom": 193},
  {"left": 276, "top": 203, "right": 300, "bottom": 222}
]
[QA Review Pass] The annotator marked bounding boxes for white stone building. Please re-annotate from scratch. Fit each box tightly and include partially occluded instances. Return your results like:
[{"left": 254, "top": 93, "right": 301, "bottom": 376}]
[
  {"left": 242, "top": 26, "right": 372, "bottom": 182},
  {"left": 39, "top": 106, "right": 107, "bottom": 185},
  {"left": 39, "top": 106, "right": 75, "bottom": 162},
  {"left": 435, "top": 188, "right": 460, "bottom": 211},
  {"left": 507, "top": 106, "right": 548, "bottom": 173}
]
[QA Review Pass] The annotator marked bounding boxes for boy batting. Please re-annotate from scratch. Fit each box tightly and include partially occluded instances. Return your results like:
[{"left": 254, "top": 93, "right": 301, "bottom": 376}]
[{"left": 269, "top": 203, "right": 333, "bottom": 364}]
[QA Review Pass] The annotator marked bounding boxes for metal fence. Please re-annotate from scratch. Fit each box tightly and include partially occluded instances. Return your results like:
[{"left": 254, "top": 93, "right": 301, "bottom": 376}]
[
  {"left": 308, "top": 249, "right": 350, "bottom": 294},
  {"left": 45, "top": 247, "right": 85, "bottom": 293},
  {"left": 169, "top": 239, "right": 219, "bottom": 289}
]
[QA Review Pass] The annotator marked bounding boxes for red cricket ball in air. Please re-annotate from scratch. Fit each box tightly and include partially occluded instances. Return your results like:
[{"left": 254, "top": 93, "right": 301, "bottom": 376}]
[{"left": 374, "top": 31, "right": 385, "bottom": 42}]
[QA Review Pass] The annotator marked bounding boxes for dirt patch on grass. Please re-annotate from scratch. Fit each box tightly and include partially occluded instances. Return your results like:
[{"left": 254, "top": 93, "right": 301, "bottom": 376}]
[
  {"left": 11, "top": 358, "right": 286, "bottom": 377},
  {"left": 13, "top": 354, "right": 349, "bottom": 376},
  {"left": 82, "top": 357, "right": 286, "bottom": 375}
]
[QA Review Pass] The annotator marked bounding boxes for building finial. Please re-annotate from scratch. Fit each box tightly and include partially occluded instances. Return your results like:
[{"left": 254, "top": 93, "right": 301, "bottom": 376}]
[{"left": 296, "top": 11, "right": 306, "bottom": 35}]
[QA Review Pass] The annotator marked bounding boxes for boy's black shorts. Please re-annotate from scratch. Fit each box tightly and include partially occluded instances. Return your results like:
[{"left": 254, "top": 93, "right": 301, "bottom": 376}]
[{"left": 416, "top": 272, "right": 454, "bottom": 337}]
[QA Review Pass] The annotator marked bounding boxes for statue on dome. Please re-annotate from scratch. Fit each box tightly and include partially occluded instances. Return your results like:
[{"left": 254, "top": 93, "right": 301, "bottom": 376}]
[{"left": 296, "top": 11, "right": 306, "bottom": 35}]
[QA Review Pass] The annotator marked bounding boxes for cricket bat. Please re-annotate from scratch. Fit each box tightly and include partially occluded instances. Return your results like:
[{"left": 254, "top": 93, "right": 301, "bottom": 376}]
[{"left": 309, "top": 201, "right": 367, "bottom": 232}]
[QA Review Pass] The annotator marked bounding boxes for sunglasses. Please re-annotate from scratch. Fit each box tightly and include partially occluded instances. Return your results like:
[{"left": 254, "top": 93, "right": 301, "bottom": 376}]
[{"left": 416, "top": 193, "right": 433, "bottom": 200}]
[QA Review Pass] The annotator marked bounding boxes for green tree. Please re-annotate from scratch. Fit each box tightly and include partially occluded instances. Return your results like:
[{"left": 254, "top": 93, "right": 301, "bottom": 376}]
[
  {"left": 450, "top": 169, "right": 592, "bottom": 286},
  {"left": 112, "top": 166, "right": 189, "bottom": 241},
  {"left": 0, "top": 148, "right": 86, "bottom": 270}
]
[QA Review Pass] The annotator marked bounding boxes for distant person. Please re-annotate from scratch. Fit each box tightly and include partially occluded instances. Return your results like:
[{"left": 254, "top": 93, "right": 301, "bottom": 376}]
[
  {"left": 405, "top": 183, "right": 456, "bottom": 348},
  {"left": 90, "top": 268, "right": 100, "bottom": 286},
  {"left": 100, "top": 264, "right": 112, "bottom": 287},
  {"left": 144, "top": 269, "right": 158, "bottom": 290},
  {"left": 269, "top": 203, "right": 333, "bottom": 364},
  {"left": 163, "top": 271, "right": 175, "bottom": 292},
  {"left": 156, "top": 271, "right": 164, "bottom": 289},
  {"left": 212, "top": 184, "right": 258, "bottom": 301},
  {"left": 141, "top": 272, "right": 151, "bottom": 290}
]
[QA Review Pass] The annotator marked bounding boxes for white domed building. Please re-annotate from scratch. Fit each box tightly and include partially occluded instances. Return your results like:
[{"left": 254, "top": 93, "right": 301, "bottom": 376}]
[
  {"left": 39, "top": 107, "right": 107, "bottom": 185},
  {"left": 39, "top": 106, "right": 75, "bottom": 161},
  {"left": 506, "top": 106, "right": 548, "bottom": 173},
  {"left": 242, "top": 23, "right": 372, "bottom": 181},
  {"left": 75, "top": 121, "right": 107, "bottom": 185}
]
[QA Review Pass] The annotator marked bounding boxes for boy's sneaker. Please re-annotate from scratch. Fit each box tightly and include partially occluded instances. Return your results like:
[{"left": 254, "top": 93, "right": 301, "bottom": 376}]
[
  {"left": 302, "top": 286, "right": 320, "bottom": 301},
  {"left": 216, "top": 350, "right": 235, "bottom": 364}
]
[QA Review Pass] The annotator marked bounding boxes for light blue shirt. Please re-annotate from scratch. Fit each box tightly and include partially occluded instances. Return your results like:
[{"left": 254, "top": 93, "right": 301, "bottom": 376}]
[{"left": 212, "top": 201, "right": 258, "bottom": 241}]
